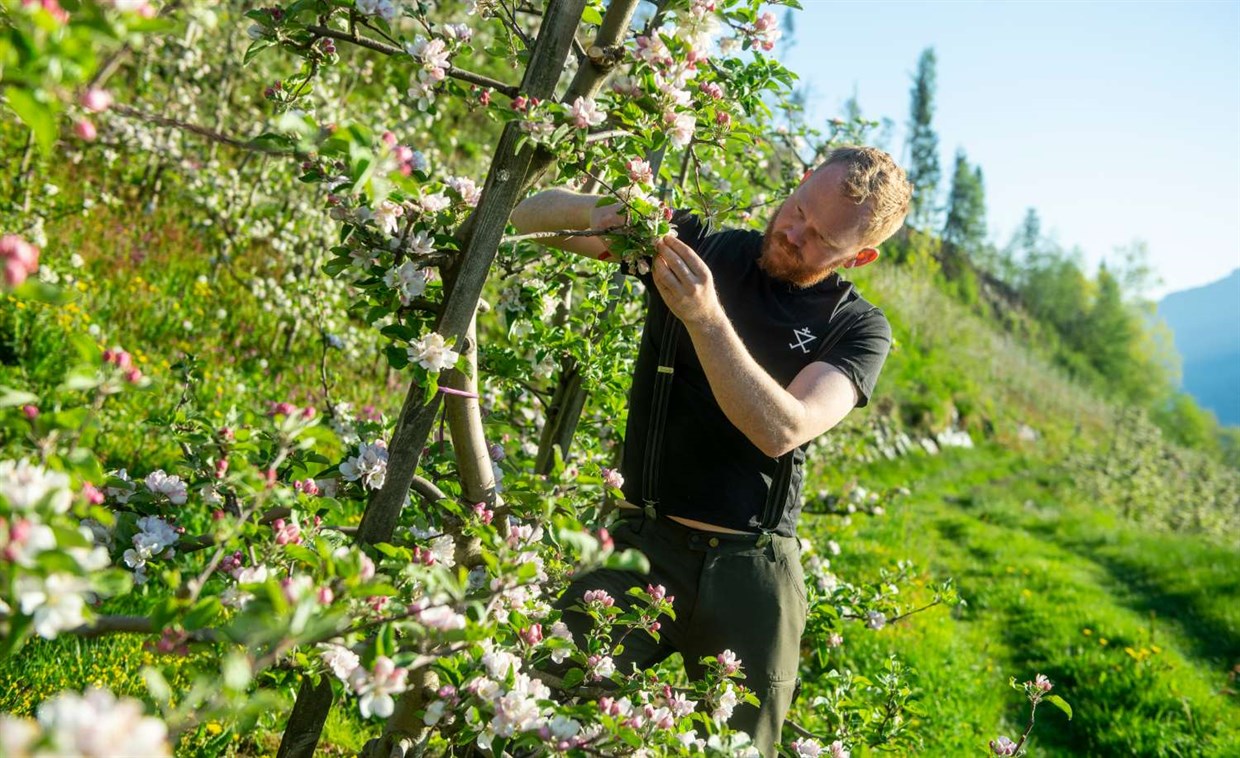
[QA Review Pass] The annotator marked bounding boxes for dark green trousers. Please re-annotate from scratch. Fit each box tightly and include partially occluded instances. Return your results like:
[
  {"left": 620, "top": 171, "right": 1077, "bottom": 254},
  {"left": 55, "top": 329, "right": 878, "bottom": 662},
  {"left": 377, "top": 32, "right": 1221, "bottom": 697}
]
[{"left": 557, "top": 511, "right": 808, "bottom": 757}]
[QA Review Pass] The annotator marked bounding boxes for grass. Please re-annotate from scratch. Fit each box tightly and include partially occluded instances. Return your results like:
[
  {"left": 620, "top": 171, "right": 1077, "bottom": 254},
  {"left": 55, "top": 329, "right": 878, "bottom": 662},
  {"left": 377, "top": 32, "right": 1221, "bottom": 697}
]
[{"left": 796, "top": 445, "right": 1240, "bottom": 756}]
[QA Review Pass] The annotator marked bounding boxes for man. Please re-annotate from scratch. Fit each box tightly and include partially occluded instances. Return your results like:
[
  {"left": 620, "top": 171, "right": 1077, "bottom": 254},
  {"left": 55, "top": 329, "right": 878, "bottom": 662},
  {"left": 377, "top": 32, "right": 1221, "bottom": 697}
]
[{"left": 511, "top": 146, "right": 912, "bottom": 754}]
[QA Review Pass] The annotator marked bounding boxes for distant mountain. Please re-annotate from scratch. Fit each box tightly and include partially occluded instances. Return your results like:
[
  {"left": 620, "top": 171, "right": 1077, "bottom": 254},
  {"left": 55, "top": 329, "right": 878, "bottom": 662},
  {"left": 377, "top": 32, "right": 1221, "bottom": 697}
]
[{"left": 1157, "top": 269, "right": 1240, "bottom": 425}]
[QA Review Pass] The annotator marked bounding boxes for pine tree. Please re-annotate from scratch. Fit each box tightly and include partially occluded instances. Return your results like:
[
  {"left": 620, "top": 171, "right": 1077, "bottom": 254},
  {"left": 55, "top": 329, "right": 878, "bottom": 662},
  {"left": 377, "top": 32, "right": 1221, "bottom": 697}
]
[
  {"left": 942, "top": 149, "right": 987, "bottom": 250},
  {"left": 940, "top": 149, "right": 987, "bottom": 282},
  {"left": 905, "top": 48, "right": 941, "bottom": 230}
]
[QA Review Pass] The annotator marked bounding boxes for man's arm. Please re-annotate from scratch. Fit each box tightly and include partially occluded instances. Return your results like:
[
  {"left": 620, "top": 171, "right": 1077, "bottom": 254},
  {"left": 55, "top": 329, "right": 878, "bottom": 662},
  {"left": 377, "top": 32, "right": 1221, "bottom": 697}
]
[
  {"left": 509, "top": 189, "right": 622, "bottom": 260},
  {"left": 651, "top": 235, "right": 859, "bottom": 458}
]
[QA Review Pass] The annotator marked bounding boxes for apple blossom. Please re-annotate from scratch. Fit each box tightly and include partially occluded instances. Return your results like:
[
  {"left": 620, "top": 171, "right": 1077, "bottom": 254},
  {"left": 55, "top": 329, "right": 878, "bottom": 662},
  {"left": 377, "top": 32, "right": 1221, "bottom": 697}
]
[
  {"left": 990, "top": 736, "right": 1018, "bottom": 756},
  {"left": 81, "top": 87, "right": 113, "bottom": 113},
  {"left": 74, "top": 119, "right": 97, "bottom": 141},
  {"left": 17, "top": 573, "right": 89, "bottom": 638},
  {"left": 407, "top": 332, "right": 460, "bottom": 373},
  {"left": 8, "top": 688, "right": 171, "bottom": 756},
  {"left": 372, "top": 199, "right": 405, "bottom": 236},
  {"left": 350, "top": 656, "right": 409, "bottom": 719},
  {"left": 340, "top": 440, "right": 389, "bottom": 490},
  {"left": 716, "top": 649, "right": 741, "bottom": 675},
  {"left": 384, "top": 260, "right": 430, "bottom": 305},
  {"left": 0, "top": 459, "right": 72, "bottom": 512},
  {"left": 568, "top": 96, "right": 606, "bottom": 129},
  {"left": 142, "top": 470, "right": 187, "bottom": 505}
]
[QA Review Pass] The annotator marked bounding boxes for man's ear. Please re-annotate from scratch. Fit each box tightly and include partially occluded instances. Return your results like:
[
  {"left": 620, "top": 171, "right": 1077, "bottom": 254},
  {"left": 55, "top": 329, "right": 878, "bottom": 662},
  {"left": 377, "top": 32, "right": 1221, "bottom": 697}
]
[{"left": 843, "top": 247, "right": 880, "bottom": 269}]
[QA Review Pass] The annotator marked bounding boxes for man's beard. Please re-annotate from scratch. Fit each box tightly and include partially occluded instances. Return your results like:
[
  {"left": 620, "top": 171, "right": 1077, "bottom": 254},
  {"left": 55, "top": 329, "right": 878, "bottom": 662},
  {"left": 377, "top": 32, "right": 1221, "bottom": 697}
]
[{"left": 758, "top": 205, "right": 838, "bottom": 289}]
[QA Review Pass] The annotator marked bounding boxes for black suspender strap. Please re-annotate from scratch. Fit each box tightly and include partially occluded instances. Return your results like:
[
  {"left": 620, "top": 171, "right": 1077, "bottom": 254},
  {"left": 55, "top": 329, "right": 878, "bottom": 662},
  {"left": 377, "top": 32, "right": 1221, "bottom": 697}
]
[
  {"left": 755, "top": 304, "right": 877, "bottom": 540},
  {"left": 640, "top": 314, "right": 684, "bottom": 516}
]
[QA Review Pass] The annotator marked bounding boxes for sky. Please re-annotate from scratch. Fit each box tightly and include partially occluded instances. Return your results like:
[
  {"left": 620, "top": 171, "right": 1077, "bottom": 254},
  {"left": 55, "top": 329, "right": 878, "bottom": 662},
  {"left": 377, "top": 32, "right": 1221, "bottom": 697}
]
[{"left": 779, "top": 0, "right": 1240, "bottom": 299}]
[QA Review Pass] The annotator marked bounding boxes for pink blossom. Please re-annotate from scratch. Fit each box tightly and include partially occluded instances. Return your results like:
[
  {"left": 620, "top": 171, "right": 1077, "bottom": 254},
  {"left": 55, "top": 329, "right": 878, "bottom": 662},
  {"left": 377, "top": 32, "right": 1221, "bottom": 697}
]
[
  {"left": 597, "top": 527, "right": 614, "bottom": 552},
  {"left": 81, "top": 482, "right": 104, "bottom": 505},
  {"left": 74, "top": 119, "right": 97, "bottom": 141},
  {"left": 583, "top": 589, "right": 614, "bottom": 607},
  {"left": 4, "top": 258, "right": 29, "bottom": 288},
  {"left": 699, "top": 81, "right": 723, "bottom": 99},
  {"left": 715, "top": 649, "right": 740, "bottom": 675},
  {"left": 1, "top": 234, "right": 39, "bottom": 287},
  {"left": 520, "top": 624, "right": 543, "bottom": 645},
  {"left": 665, "top": 111, "right": 696, "bottom": 149},
  {"left": 273, "top": 518, "right": 302, "bottom": 546},
  {"left": 646, "top": 584, "right": 667, "bottom": 601},
  {"left": 601, "top": 467, "right": 625, "bottom": 489},
  {"left": 990, "top": 736, "right": 1018, "bottom": 756},
  {"left": 625, "top": 160, "right": 653, "bottom": 185},
  {"left": 81, "top": 88, "right": 113, "bottom": 113},
  {"left": 21, "top": 404, "right": 39, "bottom": 420},
  {"left": 472, "top": 502, "right": 494, "bottom": 524},
  {"left": 1031, "top": 674, "right": 1053, "bottom": 692},
  {"left": 568, "top": 96, "right": 606, "bottom": 129}
]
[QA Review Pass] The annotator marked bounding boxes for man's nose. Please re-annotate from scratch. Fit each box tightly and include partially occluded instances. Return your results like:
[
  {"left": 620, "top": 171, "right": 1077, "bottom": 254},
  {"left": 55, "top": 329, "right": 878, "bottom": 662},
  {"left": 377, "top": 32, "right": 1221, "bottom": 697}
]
[{"left": 784, "top": 224, "right": 803, "bottom": 246}]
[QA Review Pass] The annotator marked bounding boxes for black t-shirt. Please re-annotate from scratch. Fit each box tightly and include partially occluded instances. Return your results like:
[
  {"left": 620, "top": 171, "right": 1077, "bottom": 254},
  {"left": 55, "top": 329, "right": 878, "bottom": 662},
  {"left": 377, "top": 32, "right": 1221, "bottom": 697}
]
[{"left": 619, "top": 211, "right": 892, "bottom": 536}]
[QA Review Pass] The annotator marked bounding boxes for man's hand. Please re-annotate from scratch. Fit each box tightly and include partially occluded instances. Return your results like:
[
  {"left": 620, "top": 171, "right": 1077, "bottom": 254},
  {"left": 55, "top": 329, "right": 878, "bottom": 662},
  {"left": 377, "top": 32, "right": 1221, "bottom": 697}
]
[{"left": 652, "top": 235, "right": 723, "bottom": 327}]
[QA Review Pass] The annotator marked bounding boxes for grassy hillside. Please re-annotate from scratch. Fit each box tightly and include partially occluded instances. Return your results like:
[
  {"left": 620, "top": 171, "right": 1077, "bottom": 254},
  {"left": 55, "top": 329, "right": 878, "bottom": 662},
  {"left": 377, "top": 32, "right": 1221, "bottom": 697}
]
[{"left": 3, "top": 180, "right": 1238, "bottom": 756}]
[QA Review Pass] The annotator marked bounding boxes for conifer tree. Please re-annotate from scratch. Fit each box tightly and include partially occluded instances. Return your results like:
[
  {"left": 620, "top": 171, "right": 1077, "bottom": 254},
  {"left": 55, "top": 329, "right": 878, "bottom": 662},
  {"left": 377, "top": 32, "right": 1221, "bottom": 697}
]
[
  {"left": 905, "top": 47, "right": 941, "bottom": 230},
  {"left": 942, "top": 149, "right": 987, "bottom": 251}
]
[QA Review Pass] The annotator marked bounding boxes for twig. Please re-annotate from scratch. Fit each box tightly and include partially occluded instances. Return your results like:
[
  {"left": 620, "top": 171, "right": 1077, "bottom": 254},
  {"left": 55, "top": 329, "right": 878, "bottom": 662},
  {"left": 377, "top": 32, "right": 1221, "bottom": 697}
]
[
  {"left": 304, "top": 25, "right": 519, "bottom": 98},
  {"left": 111, "top": 104, "right": 303, "bottom": 157},
  {"left": 501, "top": 225, "right": 630, "bottom": 244}
]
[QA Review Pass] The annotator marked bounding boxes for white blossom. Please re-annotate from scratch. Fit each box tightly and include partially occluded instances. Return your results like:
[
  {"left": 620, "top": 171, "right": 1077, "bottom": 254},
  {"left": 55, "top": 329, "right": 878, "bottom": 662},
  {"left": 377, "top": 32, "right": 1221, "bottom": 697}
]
[
  {"left": 372, "top": 199, "right": 405, "bottom": 236},
  {"left": 340, "top": 440, "right": 390, "bottom": 490},
  {"left": 356, "top": 0, "right": 398, "bottom": 22},
  {"left": 0, "top": 459, "right": 72, "bottom": 513},
  {"left": 383, "top": 260, "right": 429, "bottom": 305},
  {"left": 351, "top": 656, "right": 409, "bottom": 718},
  {"left": 320, "top": 643, "right": 361, "bottom": 682},
  {"left": 408, "top": 332, "right": 460, "bottom": 373},
  {"left": 17, "top": 688, "right": 170, "bottom": 756},
  {"left": 568, "top": 96, "right": 606, "bottom": 129},
  {"left": 17, "top": 573, "right": 89, "bottom": 638},
  {"left": 144, "top": 470, "right": 187, "bottom": 504}
]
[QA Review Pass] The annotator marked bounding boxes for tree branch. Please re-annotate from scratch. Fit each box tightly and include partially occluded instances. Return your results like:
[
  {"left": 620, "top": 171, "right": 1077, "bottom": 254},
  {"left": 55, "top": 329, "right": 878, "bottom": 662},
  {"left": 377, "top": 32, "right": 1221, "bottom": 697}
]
[{"left": 304, "top": 25, "right": 520, "bottom": 98}]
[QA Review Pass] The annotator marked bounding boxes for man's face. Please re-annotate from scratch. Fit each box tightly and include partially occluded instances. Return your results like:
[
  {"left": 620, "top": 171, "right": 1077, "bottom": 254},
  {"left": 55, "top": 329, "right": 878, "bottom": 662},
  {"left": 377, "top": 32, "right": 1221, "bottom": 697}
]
[{"left": 760, "top": 164, "right": 877, "bottom": 288}]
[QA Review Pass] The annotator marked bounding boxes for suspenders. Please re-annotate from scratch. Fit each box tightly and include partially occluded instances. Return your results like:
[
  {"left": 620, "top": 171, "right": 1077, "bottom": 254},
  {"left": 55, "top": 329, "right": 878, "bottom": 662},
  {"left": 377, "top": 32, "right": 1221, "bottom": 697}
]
[
  {"left": 639, "top": 299, "right": 876, "bottom": 536},
  {"left": 641, "top": 315, "right": 684, "bottom": 517}
]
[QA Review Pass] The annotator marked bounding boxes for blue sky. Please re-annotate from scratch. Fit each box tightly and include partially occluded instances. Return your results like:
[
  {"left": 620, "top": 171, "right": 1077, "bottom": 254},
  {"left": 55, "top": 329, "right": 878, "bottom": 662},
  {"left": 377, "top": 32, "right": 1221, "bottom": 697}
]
[{"left": 779, "top": 0, "right": 1240, "bottom": 299}]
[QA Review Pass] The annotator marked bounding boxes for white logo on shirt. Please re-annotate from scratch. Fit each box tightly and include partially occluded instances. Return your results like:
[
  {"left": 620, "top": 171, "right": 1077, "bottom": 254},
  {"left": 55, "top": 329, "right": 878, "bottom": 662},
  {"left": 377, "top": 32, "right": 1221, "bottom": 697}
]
[{"left": 789, "top": 327, "right": 817, "bottom": 354}]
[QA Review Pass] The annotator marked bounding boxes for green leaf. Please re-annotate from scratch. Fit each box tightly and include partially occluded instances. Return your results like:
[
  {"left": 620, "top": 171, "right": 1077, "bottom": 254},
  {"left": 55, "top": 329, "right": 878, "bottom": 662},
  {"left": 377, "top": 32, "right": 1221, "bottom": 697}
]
[
  {"left": 144, "top": 667, "right": 172, "bottom": 705},
  {"left": 561, "top": 667, "right": 584, "bottom": 689},
  {"left": 5, "top": 87, "right": 58, "bottom": 156},
  {"left": 1045, "top": 694, "right": 1072, "bottom": 720},
  {"left": 0, "top": 386, "right": 38, "bottom": 408},
  {"left": 376, "top": 622, "right": 396, "bottom": 658},
  {"left": 184, "top": 597, "right": 224, "bottom": 630},
  {"left": 11, "top": 278, "right": 73, "bottom": 304},
  {"left": 243, "top": 38, "right": 276, "bottom": 65},
  {"left": 581, "top": 6, "right": 603, "bottom": 25}
]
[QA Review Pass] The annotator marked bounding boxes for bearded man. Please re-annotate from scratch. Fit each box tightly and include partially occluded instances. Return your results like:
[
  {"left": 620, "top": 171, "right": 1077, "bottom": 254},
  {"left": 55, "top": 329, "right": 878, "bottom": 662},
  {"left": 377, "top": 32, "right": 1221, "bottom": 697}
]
[{"left": 511, "top": 145, "right": 912, "bottom": 755}]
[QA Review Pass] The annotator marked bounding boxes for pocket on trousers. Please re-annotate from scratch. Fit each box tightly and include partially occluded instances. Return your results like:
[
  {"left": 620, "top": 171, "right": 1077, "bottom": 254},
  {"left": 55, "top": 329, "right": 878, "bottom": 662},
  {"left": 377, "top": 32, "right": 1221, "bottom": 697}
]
[{"left": 775, "top": 540, "right": 808, "bottom": 609}]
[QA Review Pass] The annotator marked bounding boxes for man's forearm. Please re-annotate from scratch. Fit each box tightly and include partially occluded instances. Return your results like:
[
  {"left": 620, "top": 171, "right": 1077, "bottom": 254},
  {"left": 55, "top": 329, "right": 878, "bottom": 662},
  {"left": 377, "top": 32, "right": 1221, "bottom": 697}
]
[
  {"left": 683, "top": 313, "right": 806, "bottom": 458},
  {"left": 510, "top": 189, "right": 601, "bottom": 234}
]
